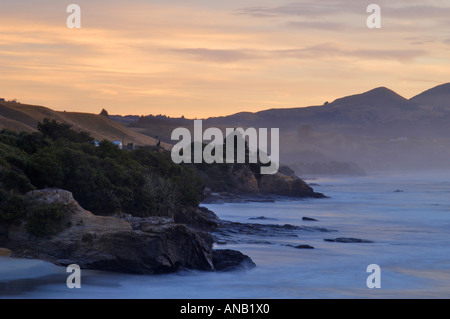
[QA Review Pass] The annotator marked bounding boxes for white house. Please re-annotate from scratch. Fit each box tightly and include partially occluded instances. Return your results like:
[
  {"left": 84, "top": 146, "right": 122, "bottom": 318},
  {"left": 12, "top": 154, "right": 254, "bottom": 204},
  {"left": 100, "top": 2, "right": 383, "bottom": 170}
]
[
  {"left": 92, "top": 140, "right": 123, "bottom": 149},
  {"left": 112, "top": 141, "right": 123, "bottom": 149}
]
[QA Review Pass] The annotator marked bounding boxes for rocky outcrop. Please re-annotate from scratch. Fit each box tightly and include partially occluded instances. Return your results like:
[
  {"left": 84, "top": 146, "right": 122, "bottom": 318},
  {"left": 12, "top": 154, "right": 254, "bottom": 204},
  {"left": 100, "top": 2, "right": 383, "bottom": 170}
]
[
  {"left": 0, "top": 189, "right": 253, "bottom": 274},
  {"left": 259, "top": 173, "right": 325, "bottom": 198},
  {"left": 203, "top": 168, "right": 326, "bottom": 203},
  {"left": 229, "top": 165, "right": 259, "bottom": 193}
]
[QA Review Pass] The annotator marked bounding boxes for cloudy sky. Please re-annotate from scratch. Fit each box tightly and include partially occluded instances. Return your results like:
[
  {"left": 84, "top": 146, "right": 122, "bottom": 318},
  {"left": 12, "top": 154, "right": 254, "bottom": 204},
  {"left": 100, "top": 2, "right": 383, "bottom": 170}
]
[{"left": 1, "top": 0, "right": 449, "bottom": 117}]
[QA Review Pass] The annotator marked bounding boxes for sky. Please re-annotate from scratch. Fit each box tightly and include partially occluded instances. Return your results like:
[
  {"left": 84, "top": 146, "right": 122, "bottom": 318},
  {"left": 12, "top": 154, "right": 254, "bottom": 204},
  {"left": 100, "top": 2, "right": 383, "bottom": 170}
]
[{"left": 1, "top": 0, "right": 450, "bottom": 118}]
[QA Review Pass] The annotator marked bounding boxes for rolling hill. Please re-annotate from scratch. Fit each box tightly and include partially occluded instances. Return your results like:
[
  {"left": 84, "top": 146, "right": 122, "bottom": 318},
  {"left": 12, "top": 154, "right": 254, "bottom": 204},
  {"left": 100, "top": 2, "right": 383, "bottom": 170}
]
[
  {"left": 410, "top": 83, "right": 450, "bottom": 111},
  {"left": 202, "top": 85, "right": 449, "bottom": 137},
  {"left": 114, "top": 83, "right": 450, "bottom": 172},
  {"left": 2, "top": 82, "right": 449, "bottom": 173},
  {"left": 0, "top": 100, "right": 167, "bottom": 148}
]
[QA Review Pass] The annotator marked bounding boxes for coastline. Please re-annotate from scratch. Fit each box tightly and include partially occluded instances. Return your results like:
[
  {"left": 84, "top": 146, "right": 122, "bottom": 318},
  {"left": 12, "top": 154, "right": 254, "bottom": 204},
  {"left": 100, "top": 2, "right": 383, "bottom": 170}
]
[{"left": 1, "top": 171, "right": 450, "bottom": 298}]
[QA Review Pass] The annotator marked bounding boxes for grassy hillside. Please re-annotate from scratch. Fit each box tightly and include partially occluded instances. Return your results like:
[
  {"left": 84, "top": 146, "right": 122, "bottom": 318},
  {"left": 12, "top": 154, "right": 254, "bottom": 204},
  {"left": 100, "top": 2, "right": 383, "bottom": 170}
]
[{"left": 0, "top": 100, "right": 170, "bottom": 149}]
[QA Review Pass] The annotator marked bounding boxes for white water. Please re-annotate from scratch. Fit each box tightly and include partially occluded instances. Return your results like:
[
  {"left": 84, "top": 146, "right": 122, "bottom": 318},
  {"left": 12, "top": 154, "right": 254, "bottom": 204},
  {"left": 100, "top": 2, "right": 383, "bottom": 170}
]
[{"left": 1, "top": 171, "right": 450, "bottom": 299}]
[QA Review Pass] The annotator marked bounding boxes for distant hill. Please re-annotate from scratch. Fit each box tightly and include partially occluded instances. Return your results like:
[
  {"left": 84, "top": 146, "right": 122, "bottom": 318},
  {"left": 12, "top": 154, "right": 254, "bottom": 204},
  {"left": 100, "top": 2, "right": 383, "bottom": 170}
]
[
  {"left": 111, "top": 83, "right": 450, "bottom": 172},
  {"left": 410, "top": 83, "right": 450, "bottom": 111},
  {"left": 202, "top": 86, "right": 446, "bottom": 137},
  {"left": 110, "top": 83, "right": 450, "bottom": 139},
  {"left": 0, "top": 100, "right": 167, "bottom": 148}
]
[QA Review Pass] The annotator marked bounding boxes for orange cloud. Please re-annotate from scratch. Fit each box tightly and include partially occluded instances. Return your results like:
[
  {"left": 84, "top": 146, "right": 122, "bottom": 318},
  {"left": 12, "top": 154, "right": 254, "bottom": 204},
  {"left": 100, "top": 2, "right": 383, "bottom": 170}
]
[{"left": 0, "top": 1, "right": 449, "bottom": 118}]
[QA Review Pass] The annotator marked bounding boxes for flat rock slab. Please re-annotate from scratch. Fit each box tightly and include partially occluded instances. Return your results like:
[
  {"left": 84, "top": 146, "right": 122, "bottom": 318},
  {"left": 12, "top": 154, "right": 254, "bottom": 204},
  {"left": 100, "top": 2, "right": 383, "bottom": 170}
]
[
  {"left": 248, "top": 216, "right": 279, "bottom": 221},
  {"left": 294, "top": 245, "right": 315, "bottom": 249},
  {"left": 214, "top": 220, "right": 336, "bottom": 245},
  {"left": 302, "top": 217, "right": 318, "bottom": 221},
  {"left": 324, "top": 238, "right": 374, "bottom": 243},
  {"left": 284, "top": 244, "right": 315, "bottom": 249}
]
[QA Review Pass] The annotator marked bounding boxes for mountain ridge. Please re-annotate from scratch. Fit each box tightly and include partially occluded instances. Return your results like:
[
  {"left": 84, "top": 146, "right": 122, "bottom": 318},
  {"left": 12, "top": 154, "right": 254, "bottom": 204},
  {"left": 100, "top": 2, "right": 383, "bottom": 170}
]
[
  {"left": 410, "top": 82, "right": 450, "bottom": 110},
  {"left": 108, "top": 83, "right": 450, "bottom": 172}
]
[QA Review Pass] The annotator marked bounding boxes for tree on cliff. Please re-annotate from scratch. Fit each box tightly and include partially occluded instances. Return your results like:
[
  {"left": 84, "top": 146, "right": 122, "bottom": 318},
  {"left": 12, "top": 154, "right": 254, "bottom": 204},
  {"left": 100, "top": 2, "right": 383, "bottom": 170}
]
[{"left": 37, "top": 118, "right": 94, "bottom": 143}]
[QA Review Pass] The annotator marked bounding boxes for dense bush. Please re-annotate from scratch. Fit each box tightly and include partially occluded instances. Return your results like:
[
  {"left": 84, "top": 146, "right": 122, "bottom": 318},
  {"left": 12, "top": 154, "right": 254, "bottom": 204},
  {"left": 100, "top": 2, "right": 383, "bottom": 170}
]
[
  {"left": 26, "top": 203, "right": 67, "bottom": 237},
  {"left": 0, "top": 119, "right": 205, "bottom": 223},
  {"left": 0, "top": 190, "right": 67, "bottom": 237},
  {"left": 0, "top": 191, "right": 28, "bottom": 225},
  {"left": 37, "top": 118, "right": 93, "bottom": 143}
]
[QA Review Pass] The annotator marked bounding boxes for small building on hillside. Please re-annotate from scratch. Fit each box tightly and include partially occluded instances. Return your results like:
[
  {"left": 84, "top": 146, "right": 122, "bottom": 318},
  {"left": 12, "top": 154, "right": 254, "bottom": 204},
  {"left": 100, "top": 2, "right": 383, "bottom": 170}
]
[
  {"left": 92, "top": 140, "right": 124, "bottom": 150},
  {"left": 112, "top": 141, "right": 123, "bottom": 149}
]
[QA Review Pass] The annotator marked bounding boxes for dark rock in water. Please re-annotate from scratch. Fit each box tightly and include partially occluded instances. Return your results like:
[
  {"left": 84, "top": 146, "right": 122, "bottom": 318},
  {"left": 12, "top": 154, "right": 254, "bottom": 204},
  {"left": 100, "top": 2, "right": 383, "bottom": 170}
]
[
  {"left": 302, "top": 217, "right": 318, "bottom": 221},
  {"left": 173, "top": 206, "right": 219, "bottom": 231},
  {"left": 283, "top": 244, "right": 314, "bottom": 249},
  {"left": 324, "top": 237, "right": 374, "bottom": 243},
  {"left": 294, "top": 245, "right": 314, "bottom": 249},
  {"left": 394, "top": 189, "right": 404, "bottom": 193},
  {"left": 249, "top": 216, "right": 278, "bottom": 221},
  {"left": 214, "top": 220, "right": 336, "bottom": 245},
  {"left": 212, "top": 249, "right": 256, "bottom": 271}
]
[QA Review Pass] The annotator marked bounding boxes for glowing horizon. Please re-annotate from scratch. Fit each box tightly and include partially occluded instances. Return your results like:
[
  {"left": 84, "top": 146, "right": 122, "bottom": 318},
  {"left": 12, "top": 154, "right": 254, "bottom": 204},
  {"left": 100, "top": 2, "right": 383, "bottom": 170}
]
[{"left": 1, "top": 0, "right": 450, "bottom": 118}]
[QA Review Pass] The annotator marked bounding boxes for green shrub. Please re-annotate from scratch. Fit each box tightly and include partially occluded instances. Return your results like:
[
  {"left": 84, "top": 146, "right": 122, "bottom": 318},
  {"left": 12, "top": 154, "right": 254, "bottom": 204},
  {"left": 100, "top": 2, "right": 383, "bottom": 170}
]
[
  {"left": 2, "top": 169, "right": 35, "bottom": 193},
  {"left": 0, "top": 192, "right": 28, "bottom": 225},
  {"left": 26, "top": 151, "right": 64, "bottom": 189},
  {"left": 0, "top": 122, "right": 207, "bottom": 219},
  {"left": 26, "top": 203, "right": 66, "bottom": 237},
  {"left": 17, "top": 132, "right": 49, "bottom": 154},
  {"left": 37, "top": 118, "right": 93, "bottom": 143}
]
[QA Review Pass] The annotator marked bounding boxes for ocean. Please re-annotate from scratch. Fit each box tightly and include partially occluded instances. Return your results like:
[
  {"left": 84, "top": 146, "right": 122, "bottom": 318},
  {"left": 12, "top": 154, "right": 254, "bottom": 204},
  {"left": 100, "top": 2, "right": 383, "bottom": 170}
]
[{"left": 1, "top": 171, "right": 449, "bottom": 299}]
